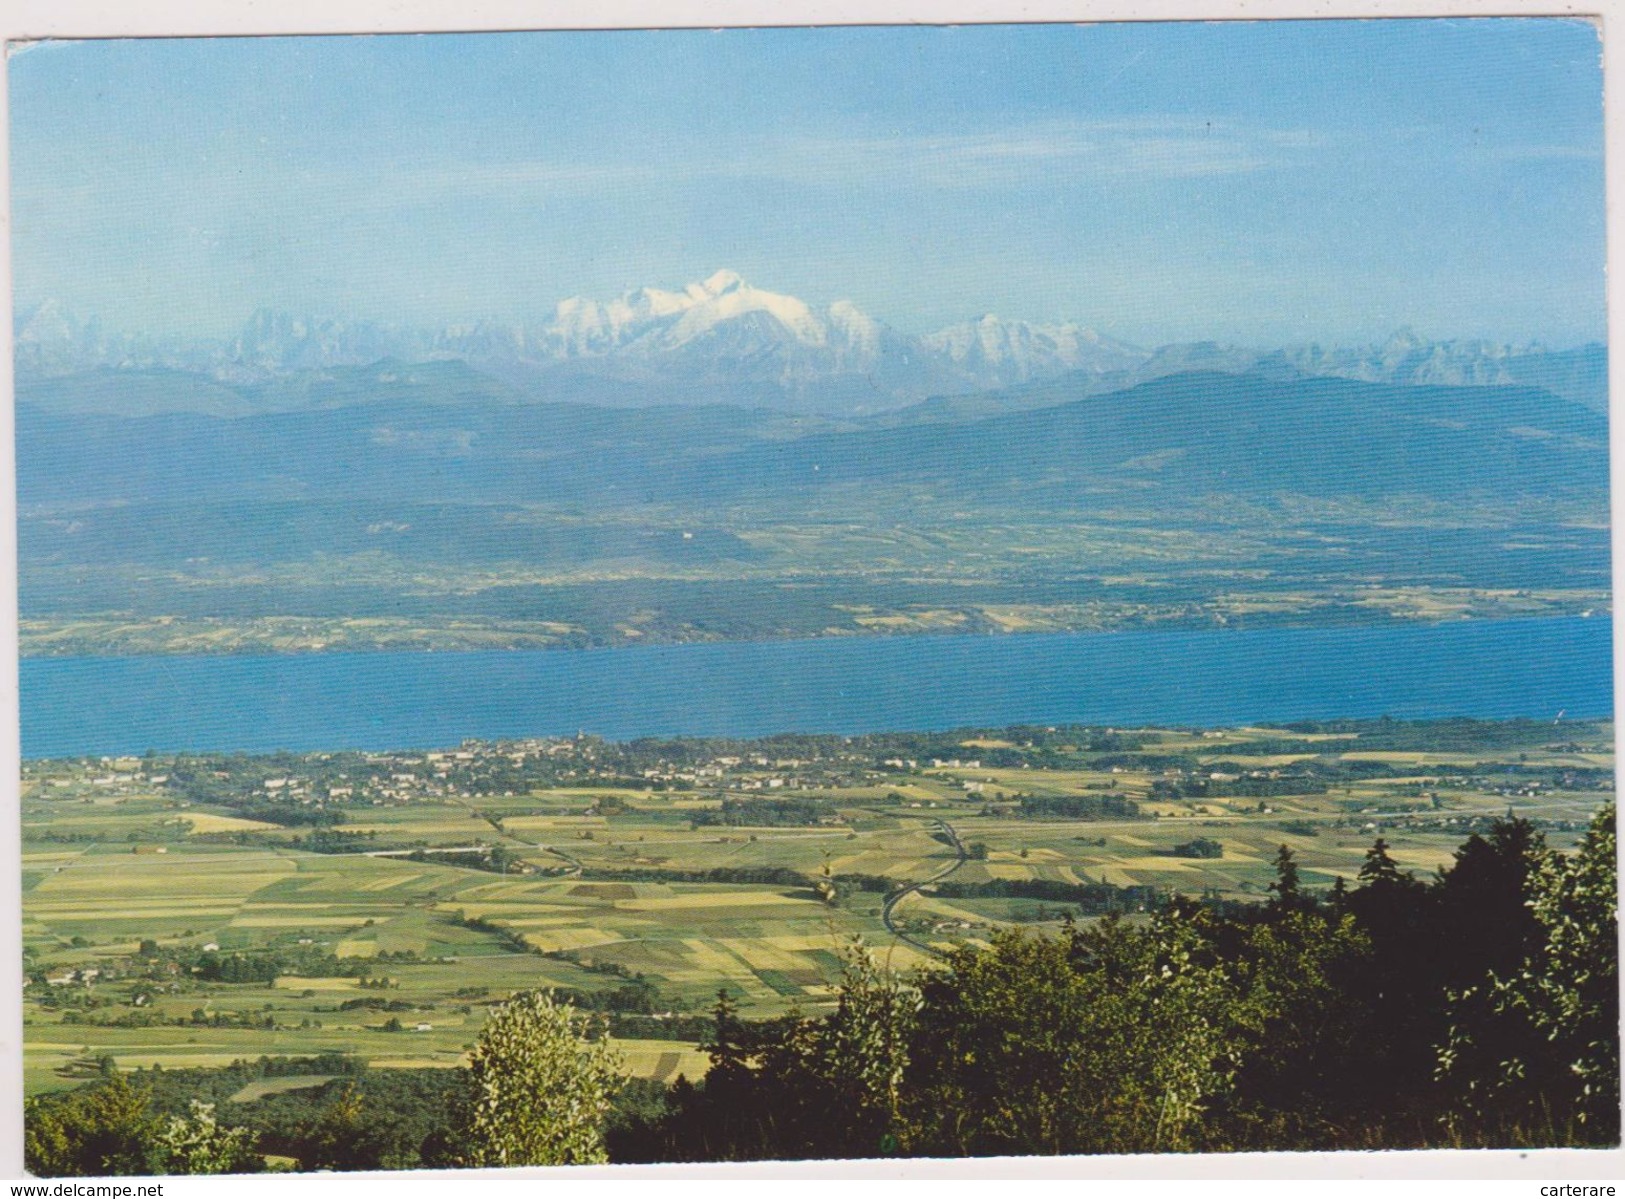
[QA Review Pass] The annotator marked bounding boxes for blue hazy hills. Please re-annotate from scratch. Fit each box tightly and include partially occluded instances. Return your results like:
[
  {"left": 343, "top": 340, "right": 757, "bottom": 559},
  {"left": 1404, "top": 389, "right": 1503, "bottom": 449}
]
[{"left": 18, "top": 366, "right": 1609, "bottom": 512}]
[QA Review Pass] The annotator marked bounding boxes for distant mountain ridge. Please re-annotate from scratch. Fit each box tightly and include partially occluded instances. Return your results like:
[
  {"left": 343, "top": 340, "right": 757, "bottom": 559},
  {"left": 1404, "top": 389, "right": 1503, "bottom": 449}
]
[
  {"left": 17, "top": 370, "right": 1607, "bottom": 513},
  {"left": 14, "top": 273, "right": 1609, "bottom": 417}
]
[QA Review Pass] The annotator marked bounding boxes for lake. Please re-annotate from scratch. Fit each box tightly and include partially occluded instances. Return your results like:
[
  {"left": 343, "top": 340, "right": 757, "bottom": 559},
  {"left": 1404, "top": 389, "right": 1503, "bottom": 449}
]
[{"left": 19, "top": 616, "right": 1614, "bottom": 758}]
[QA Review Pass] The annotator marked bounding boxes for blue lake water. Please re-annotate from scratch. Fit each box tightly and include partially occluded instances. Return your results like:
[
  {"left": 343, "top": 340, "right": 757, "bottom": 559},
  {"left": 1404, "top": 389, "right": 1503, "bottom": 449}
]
[{"left": 19, "top": 617, "right": 1615, "bottom": 758}]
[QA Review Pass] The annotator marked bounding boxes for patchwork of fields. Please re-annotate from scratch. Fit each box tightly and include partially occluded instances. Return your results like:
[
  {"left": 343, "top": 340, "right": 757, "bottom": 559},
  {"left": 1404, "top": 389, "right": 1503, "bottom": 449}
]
[{"left": 23, "top": 719, "right": 1612, "bottom": 1105}]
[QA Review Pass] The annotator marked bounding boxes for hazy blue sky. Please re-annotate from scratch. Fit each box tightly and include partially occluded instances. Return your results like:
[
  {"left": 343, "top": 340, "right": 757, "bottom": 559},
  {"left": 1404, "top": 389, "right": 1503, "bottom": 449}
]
[{"left": 8, "top": 19, "right": 1606, "bottom": 347}]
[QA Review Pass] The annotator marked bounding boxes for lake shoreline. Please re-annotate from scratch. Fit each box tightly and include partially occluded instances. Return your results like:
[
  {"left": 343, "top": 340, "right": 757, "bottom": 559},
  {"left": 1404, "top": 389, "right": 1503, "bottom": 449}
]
[
  {"left": 21, "top": 616, "right": 1614, "bottom": 759},
  {"left": 16, "top": 598, "right": 1614, "bottom": 660}
]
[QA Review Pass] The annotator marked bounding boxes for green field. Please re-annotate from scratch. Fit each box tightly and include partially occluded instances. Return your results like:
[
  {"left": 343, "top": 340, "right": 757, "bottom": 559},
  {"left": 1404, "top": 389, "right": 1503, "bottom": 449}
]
[{"left": 23, "top": 718, "right": 1612, "bottom": 1098}]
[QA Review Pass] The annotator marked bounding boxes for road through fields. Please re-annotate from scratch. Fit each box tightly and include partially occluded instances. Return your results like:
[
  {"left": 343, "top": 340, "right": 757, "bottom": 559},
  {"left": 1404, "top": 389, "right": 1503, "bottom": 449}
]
[{"left": 881, "top": 818, "right": 968, "bottom": 958}]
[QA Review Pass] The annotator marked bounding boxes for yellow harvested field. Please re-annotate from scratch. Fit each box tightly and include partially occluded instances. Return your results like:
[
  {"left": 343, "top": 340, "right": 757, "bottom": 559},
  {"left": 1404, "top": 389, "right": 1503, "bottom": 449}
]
[
  {"left": 1385, "top": 845, "right": 1460, "bottom": 870},
  {"left": 1338, "top": 751, "right": 1458, "bottom": 764},
  {"left": 869, "top": 943, "right": 940, "bottom": 973},
  {"left": 981, "top": 864, "right": 1035, "bottom": 880},
  {"left": 274, "top": 976, "right": 362, "bottom": 991},
  {"left": 912, "top": 898, "right": 993, "bottom": 925},
  {"left": 518, "top": 927, "right": 627, "bottom": 952},
  {"left": 29, "top": 906, "right": 241, "bottom": 920},
  {"left": 439, "top": 905, "right": 581, "bottom": 923},
  {"left": 357, "top": 873, "right": 427, "bottom": 892},
  {"left": 762, "top": 933, "right": 849, "bottom": 952},
  {"left": 502, "top": 816, "right": 606, "bottom": 832},
  {"left": 1113, "top": 856, "right": 1197, "bottom": 872},
  {"left": 25, "top": 717, "right": 1611, "bottom": 1109},
  {"left": 614, "top": 1042, "right": 711, "bottom": 1082},
  {"left": 339, "top": 820, "right": 478, "bottom": 836},
  {"left": 370, "top": 1057, "right": 466, "bottom": 1069},
  {"left": 229, "top": 1076, "right": 341, "bottom": 1102},
  {"left": 680, "top": 939, "right": 754, "bottom": 976},
  {"left": 22, "top": 851, "right": 89, "bottom": 866},
  {"left": 619, "top": 891, "right": 811, "bottom": 911},
  {"left": 499, "top": 914, "right": 611, "bottom": 929},
  {"left": 240, "top": 901, "right": 397, "bottom": 911},
  {"left": 454, "top": 880, "right": 579, "bottom": 900},
  {"left": 718, "top": 939, "right": 822, "bottom": 973},
  {"left": 182, "top": 812, "right": 283, "bottom": 833}
]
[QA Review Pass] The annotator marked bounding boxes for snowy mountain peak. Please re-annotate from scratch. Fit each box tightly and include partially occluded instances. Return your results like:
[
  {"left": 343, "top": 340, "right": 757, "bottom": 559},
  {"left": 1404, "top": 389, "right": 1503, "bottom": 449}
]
[
  {"left": 15, "top": 299, "right": 80, "bottom": 346},
  {"left": 16, "top": 277, "right": 1608, "bottom": 417},
  {"left": 920, "top": 314, "right": 1149, "bottom": 386},
  {"left": 700, "top": 268, "right": 747, "bottom": 296},
  {"left": 827, "top": 300, "right": 883, "bottom": 353},
  {"left": 545, "top": 271, "right": 844, "bottom": 360},
  {"left": 1383, "top": 325, "right": 1427, "bottom": 353}
]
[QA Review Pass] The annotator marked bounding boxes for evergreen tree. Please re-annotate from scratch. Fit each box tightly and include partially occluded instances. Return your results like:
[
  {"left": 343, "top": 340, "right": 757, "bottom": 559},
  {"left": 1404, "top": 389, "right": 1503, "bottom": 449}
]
[
  {"left": 1328, "top": 874, "right": 1350, "bottom": 915},
  {"left": 702, "top": 988, "right": 750, "bottom": 1084},
  {"left": 1342, "top": 835, "right": 1439, "bottom": 1124},
  {"left": 1434, "top": 816, "right": 1546, "bottom": 989},
  {"left": 1267, "top": 844, "right": 1304, "bottom": 913},
  {"left": 1358, "top": 838, "right": 1404, "bottom": 886}
]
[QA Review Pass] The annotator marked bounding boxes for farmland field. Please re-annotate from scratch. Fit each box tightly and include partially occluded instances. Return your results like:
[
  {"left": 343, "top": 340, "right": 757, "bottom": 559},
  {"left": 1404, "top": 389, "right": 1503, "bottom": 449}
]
[{"left": 22, "top": 717, "right": 1612, "bottom": 1102}]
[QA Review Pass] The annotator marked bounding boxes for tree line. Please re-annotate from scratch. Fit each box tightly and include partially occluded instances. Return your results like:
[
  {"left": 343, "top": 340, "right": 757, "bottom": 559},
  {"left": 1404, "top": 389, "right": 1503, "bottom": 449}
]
[
  {"left": 24, "top": 806, "right": 1618, "bottom": 1174},
  {"left": 610, "top": 806, "right": 1618, "bottom": 1159}
]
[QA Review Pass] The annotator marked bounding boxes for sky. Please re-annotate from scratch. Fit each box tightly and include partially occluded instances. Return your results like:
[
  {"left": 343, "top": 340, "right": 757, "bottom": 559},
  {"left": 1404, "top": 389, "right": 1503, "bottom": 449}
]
[{"left": 6, "top": 19, "right": 1608, "bottom": 348}]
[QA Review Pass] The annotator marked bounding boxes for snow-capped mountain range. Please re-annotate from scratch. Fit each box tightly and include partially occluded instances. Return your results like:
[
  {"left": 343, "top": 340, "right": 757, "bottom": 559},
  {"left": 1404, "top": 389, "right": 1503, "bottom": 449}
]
[{"left": 13, "top": 271, "right": 1608, "bottom": 416}]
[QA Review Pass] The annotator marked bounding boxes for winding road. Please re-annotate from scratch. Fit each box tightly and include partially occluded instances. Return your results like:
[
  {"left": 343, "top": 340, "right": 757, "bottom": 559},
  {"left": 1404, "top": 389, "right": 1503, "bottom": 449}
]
[{"left": 881, "top": 817, "right": 968, "bottom": 959}]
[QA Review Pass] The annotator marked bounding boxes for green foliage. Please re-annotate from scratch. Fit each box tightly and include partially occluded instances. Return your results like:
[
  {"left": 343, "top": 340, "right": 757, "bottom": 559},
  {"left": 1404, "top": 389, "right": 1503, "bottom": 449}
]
[
  {"left": 754, "top": 940, "right": 921, "bottom": 1157},
  {"left": 1522, "top": 803, "right": 1619, "bottom": 1129},
  {"left": 456, "top": 990, "right": 624, "bottom": 1167},
  {"left": 606, "top": 810, "right": 1614, "bottom": 1162},
  {"left": 248, "top": 1069, "right": 465, "bottom": 1171},
  {"left": 907, "top": 913, "right": 1241, "bottom": 1156},
  {"left": 693, "top": 798, "right": 831, "bottom": 827},
  {"left": 296, "top": 1084, "right": 381, "bottom": 1171},
  {"left": 25, "top": 748, "right": 1614, "bottom": 1171},
  {"left": 1222, "top": 910, "right": 1375, "bottom": 1142},
  {"left": 25, "top": 1079, "right": 260, "bottom": 1176},
  {"left": 151, "top": 1101, "right": 260, "bottom": 1175},
  {"left": 25, "top": 1077, "right": 160, "bottom": 1177},
  {"left": 1437, "top": 804, "right": 1619, "bottom": 1142},
  {"left": 1017, "top": 794, "right": 1140, "bottom": 820},
  {"left": 1267, "top": 844, "right": 1302, "bottom": 911},
  {"left": 1171, "top": 837, "right": 1223, "bottom": 859},
  {"left": 607, "top": 947, "right": 920, "bottom": 1162}
]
